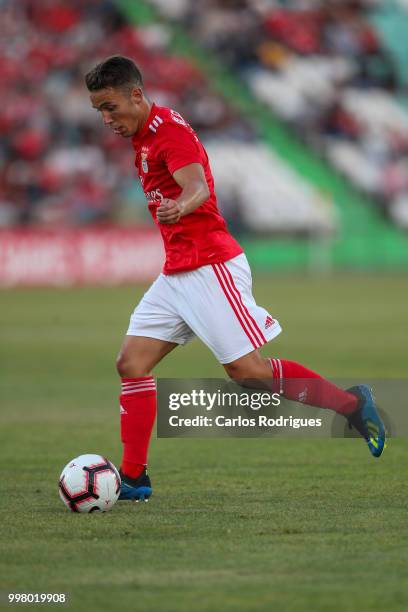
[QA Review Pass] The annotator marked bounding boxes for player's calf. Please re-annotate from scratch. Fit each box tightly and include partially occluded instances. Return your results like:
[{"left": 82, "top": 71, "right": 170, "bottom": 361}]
[{"left": 224, "top": 352, "right": 386, "bottom": 457}]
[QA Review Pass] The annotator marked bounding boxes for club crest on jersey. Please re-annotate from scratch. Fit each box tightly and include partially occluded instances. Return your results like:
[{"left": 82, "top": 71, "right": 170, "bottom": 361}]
[{"left": 141, "top": 147, "right": 149, "bottom": 173}]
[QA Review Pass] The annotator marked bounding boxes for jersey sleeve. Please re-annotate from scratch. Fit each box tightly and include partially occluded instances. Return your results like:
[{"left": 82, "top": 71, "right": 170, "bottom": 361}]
[{"left": 156, "top": 122, "right": 203, "bottom": 175}]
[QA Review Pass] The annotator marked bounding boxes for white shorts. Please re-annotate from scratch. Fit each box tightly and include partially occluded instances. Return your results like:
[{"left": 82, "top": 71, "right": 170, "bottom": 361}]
[{"left": 127, "top": 253, "right": 282, "bottom": 364}]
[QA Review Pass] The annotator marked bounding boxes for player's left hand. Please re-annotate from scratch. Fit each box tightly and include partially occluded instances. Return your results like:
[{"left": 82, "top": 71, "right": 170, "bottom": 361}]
[{"left": 156, "top": 198, "right": 183, "bottom": 224}]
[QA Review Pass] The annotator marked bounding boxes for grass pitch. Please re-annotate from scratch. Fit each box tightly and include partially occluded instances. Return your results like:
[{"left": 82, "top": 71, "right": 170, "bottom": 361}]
[{"left": 1, "top": 275, "right": 407, "bottom": 611}]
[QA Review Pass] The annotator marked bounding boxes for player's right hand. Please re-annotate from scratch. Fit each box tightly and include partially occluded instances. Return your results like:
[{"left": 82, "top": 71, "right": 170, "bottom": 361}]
[{"left": 156, "top": 198, "right": 182, "bottom": 224}]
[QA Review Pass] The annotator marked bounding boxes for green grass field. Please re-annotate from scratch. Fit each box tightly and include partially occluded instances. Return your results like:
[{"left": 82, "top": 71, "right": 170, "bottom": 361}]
[{"left": 1, "top": 275, "right": 407, "bottom": 611}]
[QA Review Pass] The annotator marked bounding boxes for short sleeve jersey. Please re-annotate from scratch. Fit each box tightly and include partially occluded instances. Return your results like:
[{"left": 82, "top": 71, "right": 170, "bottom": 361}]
[{"left": 131, "top": 103, "right": 243, "bottom": 274}]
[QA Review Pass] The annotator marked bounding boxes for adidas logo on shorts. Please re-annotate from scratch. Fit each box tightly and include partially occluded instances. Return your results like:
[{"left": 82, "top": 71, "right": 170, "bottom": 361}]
[{"left": 265, "top": 315, "right": 275, "bottom": 329}]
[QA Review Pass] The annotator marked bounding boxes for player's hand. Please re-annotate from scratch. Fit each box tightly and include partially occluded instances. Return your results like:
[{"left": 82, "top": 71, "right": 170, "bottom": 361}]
[{"left": 156, "top": 198, "right": 183, "bottom": 224}]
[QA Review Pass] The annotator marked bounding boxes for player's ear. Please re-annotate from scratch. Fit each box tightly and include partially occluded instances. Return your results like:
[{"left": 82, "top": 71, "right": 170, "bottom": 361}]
[{"left": 130, "top": 87, "right": 143, "bottom": 105}]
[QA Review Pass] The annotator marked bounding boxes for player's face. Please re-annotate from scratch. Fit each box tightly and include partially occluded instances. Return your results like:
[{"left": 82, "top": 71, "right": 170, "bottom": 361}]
[{"left": 90, "top": 87, "right": 145, "bottom": 137}]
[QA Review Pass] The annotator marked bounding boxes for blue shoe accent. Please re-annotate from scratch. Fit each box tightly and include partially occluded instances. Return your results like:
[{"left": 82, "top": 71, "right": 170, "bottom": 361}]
[
  {"left": 347, "top": 385, "right": 386, "bottom": 458},
  {"left": 119, "top": 482, "right": 152, "bottom": 501},
  {"left": 118, "top": 469, "right": 152, "bottom": 501}
]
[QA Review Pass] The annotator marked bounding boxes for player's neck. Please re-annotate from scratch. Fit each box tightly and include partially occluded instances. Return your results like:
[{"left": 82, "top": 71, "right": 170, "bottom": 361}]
[{"left": 136, "top": 99, "right": 153, "bottom": 134}]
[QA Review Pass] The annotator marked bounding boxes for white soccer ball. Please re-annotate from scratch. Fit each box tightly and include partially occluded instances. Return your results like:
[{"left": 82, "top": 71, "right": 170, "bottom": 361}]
[{"left": 58, "top": 454, "right": 121, "bottom": 513}]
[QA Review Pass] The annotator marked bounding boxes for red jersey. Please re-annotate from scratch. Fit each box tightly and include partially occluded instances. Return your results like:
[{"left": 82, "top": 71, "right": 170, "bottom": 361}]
[{"left": 131, "top": 103, "right": 243, "bottom": 274}]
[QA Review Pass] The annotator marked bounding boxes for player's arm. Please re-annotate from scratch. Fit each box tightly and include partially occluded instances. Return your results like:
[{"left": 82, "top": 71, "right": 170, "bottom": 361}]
[{"left": 156, "top": 163, "right": 210, "bottom": 224}]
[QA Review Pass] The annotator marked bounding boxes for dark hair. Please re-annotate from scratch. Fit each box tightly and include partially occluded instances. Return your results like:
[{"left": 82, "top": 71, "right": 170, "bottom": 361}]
[{"left": 85, "top": 56, "right": 143, "bottom": 92}]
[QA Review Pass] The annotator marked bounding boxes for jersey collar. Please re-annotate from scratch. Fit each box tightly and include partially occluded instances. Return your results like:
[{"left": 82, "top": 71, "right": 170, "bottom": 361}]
[{"left": 132, "top": 102, "right": 157, "bottom": 146}]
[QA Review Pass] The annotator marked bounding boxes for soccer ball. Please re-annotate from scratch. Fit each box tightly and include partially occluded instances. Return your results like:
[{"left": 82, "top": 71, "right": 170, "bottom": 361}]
[{"left": 58, "top": 454, "right": 121, "bottom": 513}]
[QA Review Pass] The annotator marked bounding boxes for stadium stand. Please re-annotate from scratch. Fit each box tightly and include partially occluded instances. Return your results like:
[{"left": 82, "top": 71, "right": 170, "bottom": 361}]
[
  {"left": 0, "top": 0, "right": 335, "bottom": 235},
  {"left": 149, "top": 0, "right": 408, "bottom": 229},
  {"left": 205, "top": 140, "right": 334, "bottom": 233}
]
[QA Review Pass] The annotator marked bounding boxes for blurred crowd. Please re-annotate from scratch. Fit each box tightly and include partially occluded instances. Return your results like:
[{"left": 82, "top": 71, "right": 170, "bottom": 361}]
[
  {"left": 2, "top": 0, "right": 407, "bottom": 230},
  {"left": 152, "top": 0, "right": 408, "bottom": 226},
  {"left": 0, "top": 0, "right": 249, "bottom": 227}
]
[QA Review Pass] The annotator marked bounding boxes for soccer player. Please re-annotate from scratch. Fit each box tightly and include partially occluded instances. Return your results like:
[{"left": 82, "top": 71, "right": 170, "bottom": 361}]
[{"left": 85, "top": 56, "right": 385, "bottom": 501}]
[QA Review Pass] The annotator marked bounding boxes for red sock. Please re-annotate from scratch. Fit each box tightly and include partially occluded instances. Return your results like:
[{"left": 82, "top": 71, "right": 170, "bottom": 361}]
[
  {"left": 120, "top": 377, "right": 157, "bottom": 478},
  {"left": 269, "top": 358, "right": 358, "bottom": 415}
]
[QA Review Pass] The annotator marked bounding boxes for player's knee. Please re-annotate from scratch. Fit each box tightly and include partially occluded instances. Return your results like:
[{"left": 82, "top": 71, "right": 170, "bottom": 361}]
[
  {"left": 116, "top": 351, "right": 150, "bottom": 378},
  {"left": 116, "top": 351, "right": 129, "bottom": 377},
  {"left": 224, "top": 361, "right": 249, "bottom": 381},
  {"left": 224, "top": 354, "right": 268, "bottom": 381}
]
